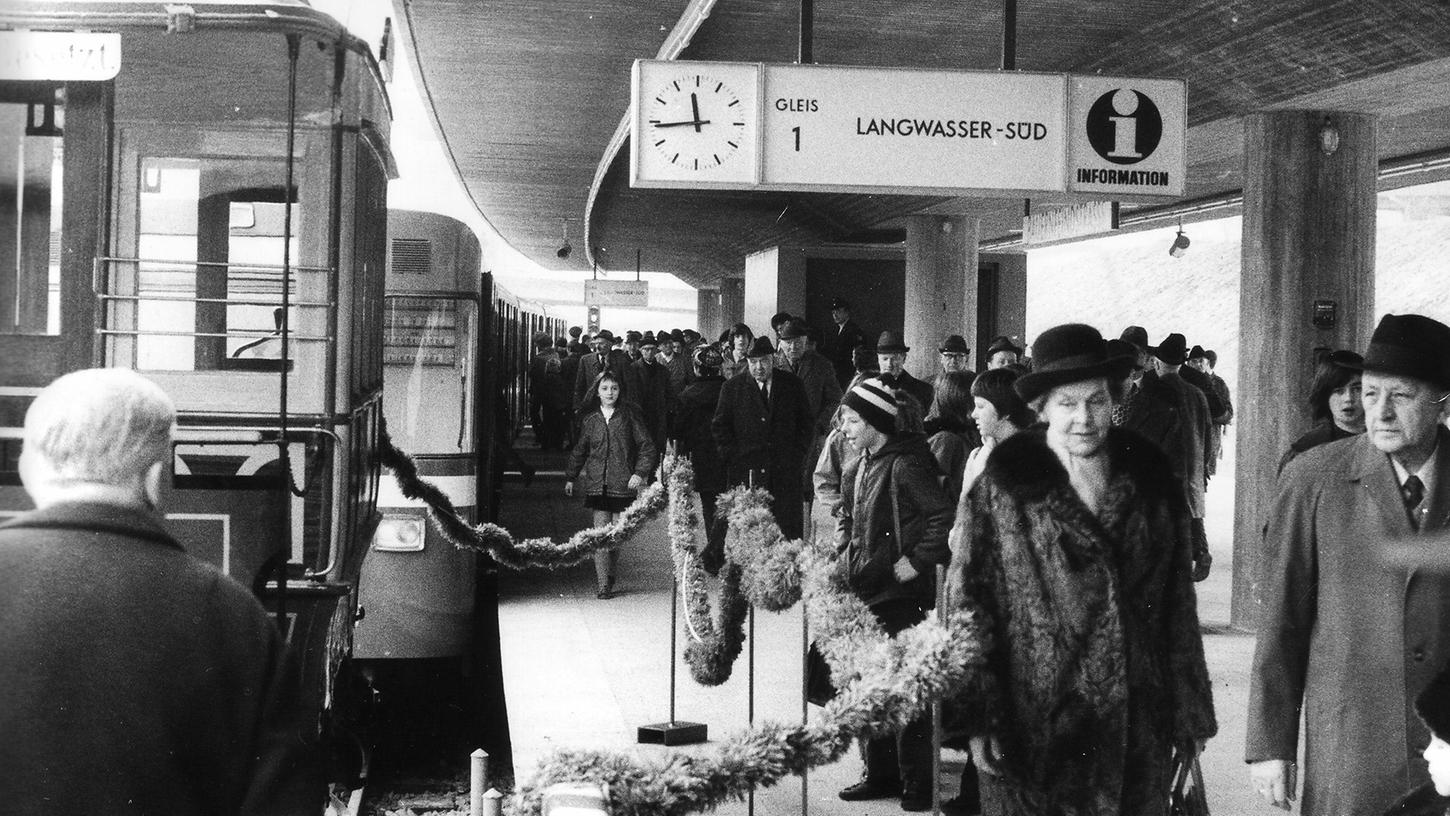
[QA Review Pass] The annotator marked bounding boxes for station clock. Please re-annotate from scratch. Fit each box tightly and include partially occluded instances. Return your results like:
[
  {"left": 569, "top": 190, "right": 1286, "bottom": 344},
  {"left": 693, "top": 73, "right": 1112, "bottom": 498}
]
[{"left": 631, "top": 60, "right": 760, "bottom": 187}]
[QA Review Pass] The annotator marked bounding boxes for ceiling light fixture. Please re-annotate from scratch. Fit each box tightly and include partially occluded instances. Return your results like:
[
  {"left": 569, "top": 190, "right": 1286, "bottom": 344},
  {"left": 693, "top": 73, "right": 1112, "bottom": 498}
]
[
  {"left": 1169, "top": 220, "right": 1190, "bottom": 258},
  {"left": 556, "top": 218, "right": 572, "bottom": 259}
]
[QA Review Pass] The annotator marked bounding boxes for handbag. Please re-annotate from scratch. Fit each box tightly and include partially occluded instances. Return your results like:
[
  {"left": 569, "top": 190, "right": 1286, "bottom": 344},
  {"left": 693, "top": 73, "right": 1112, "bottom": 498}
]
[{"left": 1169, "top": 752, "right": 1209, "bottom": 816}]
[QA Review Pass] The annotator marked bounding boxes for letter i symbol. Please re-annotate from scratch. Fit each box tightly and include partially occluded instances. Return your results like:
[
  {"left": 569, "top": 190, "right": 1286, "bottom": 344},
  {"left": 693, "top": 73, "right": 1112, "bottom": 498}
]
[{"left": 1107, "top": 89, "right": 1142, "bottom": 159}]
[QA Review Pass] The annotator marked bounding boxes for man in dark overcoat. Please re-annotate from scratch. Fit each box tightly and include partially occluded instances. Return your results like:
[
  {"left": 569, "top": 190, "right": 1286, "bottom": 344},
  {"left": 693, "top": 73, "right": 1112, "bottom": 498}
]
[
  {"left": 823, "top": 297, "right": 869, "bottom": 389},
  {"left": 671, "top": 346, "right": 729, "bottom": 573},
  {"left": 0, "top": 368, "right": 316, "bottom": 814},
  {"left": 712, "top": 336, "right": 815, "bottom": 540},
  {"left": 632, "top": 333, "right": 672, "bottom": 458},
  {"left": 876, "top": 331, "right": 935, "bottom": 414},
  {"left": 1248, "top": 314, "right": 1450, "bottom": 816},
  {"left": 778, "top": 319, "right": 843, "bottom": 508}
]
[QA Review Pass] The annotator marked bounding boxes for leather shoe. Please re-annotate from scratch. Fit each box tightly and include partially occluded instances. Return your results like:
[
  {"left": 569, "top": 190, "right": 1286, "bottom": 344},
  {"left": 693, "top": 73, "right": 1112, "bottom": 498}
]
[
  {"left": 838, "top": 780, "right": 898, "bottom": 801},
  {"left": 900, "top": 792, "right": 932, "bottom": 812},
  {"left": 940, "top": 794, "right": 981, "bottom": 816}
]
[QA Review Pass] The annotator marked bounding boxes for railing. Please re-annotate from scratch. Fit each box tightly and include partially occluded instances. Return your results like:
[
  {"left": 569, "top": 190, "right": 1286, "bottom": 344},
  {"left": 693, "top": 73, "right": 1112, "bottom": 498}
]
[{"left": 92, "top": 256, "right": 336, "bottom": 353}]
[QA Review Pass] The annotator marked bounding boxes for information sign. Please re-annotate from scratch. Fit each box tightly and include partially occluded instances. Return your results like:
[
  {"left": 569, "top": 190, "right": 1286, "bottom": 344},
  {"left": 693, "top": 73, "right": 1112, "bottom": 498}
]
[
  {"left": 0, "top": 31, "right": 122, "bottom": 81},
  {"left": 585, "top": 280, "right": 650, "bottom": 308},
  {"left": 1067, "top": 76, "right": 1186, "bottom": 197}
]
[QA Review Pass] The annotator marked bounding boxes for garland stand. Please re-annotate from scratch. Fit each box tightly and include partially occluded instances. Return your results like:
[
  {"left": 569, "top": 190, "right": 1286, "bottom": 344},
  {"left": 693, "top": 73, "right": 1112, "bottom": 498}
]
[{"left": 638, "top": 498, "right": 708, "bottom": 746}]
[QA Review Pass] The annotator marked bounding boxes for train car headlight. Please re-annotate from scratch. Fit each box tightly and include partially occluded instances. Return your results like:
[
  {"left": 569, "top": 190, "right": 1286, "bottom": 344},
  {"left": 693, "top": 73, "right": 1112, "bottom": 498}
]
[{"left": 372, "top": 514, "right": 425, "bottom": 552}]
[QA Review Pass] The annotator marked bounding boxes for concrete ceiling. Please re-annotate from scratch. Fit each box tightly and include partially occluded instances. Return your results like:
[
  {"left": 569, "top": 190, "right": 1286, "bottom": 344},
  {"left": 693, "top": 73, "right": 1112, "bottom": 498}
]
[{"left": 400, "top": 0, "right": 1450, "bottom": 289}]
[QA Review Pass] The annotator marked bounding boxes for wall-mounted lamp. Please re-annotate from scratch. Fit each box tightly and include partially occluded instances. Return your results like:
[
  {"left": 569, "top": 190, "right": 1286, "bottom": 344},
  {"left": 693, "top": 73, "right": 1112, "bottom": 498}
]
[
  {"left": 556, "top": 218, "right": 572, "bottom": 259},
  {"left": 1169, "top": 222, "right": 1190, "bottom": 258},
  {"left": 1318, "top": 116, "right": 1340, "bottom": 157}
]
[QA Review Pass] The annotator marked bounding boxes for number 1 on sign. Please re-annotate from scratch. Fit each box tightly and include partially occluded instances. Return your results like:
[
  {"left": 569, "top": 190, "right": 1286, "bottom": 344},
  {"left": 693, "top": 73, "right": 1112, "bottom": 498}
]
[{"left": 792, "top": 126, "right": 800, "bottom": 152}]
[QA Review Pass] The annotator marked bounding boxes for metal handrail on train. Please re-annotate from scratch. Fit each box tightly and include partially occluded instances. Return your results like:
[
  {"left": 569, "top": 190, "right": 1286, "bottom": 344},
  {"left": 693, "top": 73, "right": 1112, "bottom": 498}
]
[{"left": 91, "top": 256, "right": 337, "bottom": 345}]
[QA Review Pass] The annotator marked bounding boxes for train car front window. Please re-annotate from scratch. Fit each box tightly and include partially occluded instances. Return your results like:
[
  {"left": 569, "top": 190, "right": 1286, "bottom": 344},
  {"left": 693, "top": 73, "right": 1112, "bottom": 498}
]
[{"left": 0, "top": 95, "right": 65, "bottom": 336}]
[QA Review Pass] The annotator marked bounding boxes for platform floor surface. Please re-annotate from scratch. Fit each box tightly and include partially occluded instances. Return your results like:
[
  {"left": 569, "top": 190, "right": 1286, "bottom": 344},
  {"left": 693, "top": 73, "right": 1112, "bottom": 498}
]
[{"left": 494, "top": 444, "right": 1262, "bottom": 816}]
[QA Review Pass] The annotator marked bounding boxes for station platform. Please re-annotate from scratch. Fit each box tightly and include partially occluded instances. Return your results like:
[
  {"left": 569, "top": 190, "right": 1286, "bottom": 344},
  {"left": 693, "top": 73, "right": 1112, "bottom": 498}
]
[{"left": 493, "top": 444, "right": 1262, "bottom": 816}]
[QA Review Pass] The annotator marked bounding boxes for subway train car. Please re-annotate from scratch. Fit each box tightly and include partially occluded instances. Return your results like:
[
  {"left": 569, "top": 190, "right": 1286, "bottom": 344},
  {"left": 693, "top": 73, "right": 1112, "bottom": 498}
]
[
  {"left": 354, "top": 209, "right": 562, "bottom": 779},
  {"left": 0, "top": 0, "right": 394, "bottom": 800}
]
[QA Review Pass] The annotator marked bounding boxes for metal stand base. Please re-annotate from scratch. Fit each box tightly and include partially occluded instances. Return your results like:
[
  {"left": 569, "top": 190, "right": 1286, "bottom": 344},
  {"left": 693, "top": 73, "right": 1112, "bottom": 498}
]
[{"left": 636, "top": 721, "right": 709, "bottom": 746}]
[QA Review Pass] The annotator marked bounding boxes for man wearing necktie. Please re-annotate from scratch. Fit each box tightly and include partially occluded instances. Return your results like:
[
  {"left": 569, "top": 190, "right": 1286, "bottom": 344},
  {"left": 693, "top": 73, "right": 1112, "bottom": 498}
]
[
  {"left": 1248, "top": 313, "right": 1450, "bottom": 816},
  {"left": 712, "top": 336, "right": 814, "bottom": 540}
]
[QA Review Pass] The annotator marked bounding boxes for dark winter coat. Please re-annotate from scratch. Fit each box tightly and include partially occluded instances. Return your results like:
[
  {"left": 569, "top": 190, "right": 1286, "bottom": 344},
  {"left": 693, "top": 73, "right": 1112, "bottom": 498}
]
[
  {"left": 823, "top": 318, "right": 870, "bottom": 388},
  {"left": 1118, "top": 370, "right": 1213, "bottom": 516},
  {"left": 0, "top": 501, "right": 318, "bottom": 815},
  {"left": 947, "top": 428, "right": 1216, "bottom": 816},
  {"left": 711, "top": 368, "right": 814, "bottom": 497},
  {"left": 836, "top": 433, "right": 953, "bottom": 608},
  {"left": 885, "top": 369, "right": 934, "bottom": 416},
  {"left": 1248, "top": 429, "right": 1450, "bottom": 816},
  {"left": 671, "top": 375, "right": 727, "bottom": 494},
  {"left": 1277, "top": 418, "right": 1358, "bottom": 475},
  {"left": 1384, "top": 782, "right": 1450, "bottom": 816},
  {"left": 633, "top": 358, "right": 672, "bottom": 453},
  {"left": 566, "top": 405, "right": 658, "bottom": 498}
]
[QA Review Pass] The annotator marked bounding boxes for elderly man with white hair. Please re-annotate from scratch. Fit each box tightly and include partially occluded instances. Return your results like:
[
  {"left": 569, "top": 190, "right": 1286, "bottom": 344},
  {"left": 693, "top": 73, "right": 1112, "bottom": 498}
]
[{"left": 0, "top": 368, "right": 318, "bottom": 815}]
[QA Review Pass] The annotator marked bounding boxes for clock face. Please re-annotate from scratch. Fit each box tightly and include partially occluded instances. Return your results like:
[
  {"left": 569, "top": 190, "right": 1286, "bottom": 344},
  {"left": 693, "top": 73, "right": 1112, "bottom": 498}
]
[{"left": 644, "top": 73, "right": 749, "bottom": 172}]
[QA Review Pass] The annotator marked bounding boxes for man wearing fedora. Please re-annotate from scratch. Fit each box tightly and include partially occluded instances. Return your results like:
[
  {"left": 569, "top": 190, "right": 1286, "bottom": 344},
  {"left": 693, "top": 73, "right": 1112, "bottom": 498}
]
[
  {"left": 938, "top": 334, "right": 973, "bottom": 375},
  {"left": 712, "top": 336, "right": 815, "bottom": 540},
  {"left": 877, "top": 331, "right": 935, "bottom": 414},
  {"left": 984, "top": 335, "right": 1023, "bottom": 370},
  {"left": 1248, "top": 314, "right": 1450, "bottom": 816},
  {"left": 1120, "top": 332, "right": 1214, "bottom": 581},
  {"left": 824, "top": 297, "right": 870, "bottom": 389}
]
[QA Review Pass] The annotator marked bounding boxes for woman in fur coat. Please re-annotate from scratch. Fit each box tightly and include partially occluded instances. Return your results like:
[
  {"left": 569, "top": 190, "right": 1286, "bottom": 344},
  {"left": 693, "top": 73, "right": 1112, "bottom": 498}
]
[{"left": 946, "top": 323, "right": 1216, "bottom": 816}]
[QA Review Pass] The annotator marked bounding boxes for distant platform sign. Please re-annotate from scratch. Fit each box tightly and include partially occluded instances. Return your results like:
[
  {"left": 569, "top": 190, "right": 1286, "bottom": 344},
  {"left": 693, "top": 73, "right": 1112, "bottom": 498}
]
[
  {"left": 1023, "top": 201, "right": 1120, "bottom": 246},
  {"left": 0, "top": 31, "right": 122, "bottom": 81},
  {"left": 585, "top": 280, "right": 649, "bottom": 307},
  {"left": 631, "top": 60, "right": 1185, "bottom": 201}
]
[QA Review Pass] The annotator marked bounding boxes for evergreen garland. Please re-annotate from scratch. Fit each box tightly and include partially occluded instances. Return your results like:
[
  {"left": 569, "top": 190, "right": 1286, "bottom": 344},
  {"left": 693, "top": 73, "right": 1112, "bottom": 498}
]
[{"left": 380, "top": 428, "right": 667, "bottom": 570}]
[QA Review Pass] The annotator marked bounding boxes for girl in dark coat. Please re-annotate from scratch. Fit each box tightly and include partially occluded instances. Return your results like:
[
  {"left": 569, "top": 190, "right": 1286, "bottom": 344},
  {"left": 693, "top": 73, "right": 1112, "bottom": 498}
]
[
  {"left": 1278, "top": 349, "right": 1365, "bottom": 473},
  {"left": 947, "top": 323, "right": 1216, "bottom": 816},
  {"left": 565, "top": 370, "right": 658, "bottom": 598}
]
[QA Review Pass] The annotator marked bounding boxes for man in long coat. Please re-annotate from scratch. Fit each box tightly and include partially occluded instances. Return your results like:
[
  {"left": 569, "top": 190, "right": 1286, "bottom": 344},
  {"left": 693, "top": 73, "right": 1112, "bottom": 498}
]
[
  {"left": 712, "top": 336, "right": 814, "bottom": 540},
  {"left": 823, "top": 297, "right": 869, "bottom": 389},
  {"left": 777, "top": 319, "right": 843, "bottom": 507},
  {"left": 1248, "top": 313, "right": 1450, "bottom": 816}
]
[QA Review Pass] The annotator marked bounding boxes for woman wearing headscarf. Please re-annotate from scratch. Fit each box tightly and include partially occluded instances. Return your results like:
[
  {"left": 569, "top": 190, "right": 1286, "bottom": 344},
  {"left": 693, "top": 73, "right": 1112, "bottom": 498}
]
[{"left": 946, "top": 323, "right": 1216, "bottom": 816}]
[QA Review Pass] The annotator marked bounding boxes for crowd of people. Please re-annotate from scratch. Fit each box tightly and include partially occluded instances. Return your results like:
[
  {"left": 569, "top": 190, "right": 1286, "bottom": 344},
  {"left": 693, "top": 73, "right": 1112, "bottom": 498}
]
[{"left": 7, "top": 302, "right": 1450, "bottom": 815}]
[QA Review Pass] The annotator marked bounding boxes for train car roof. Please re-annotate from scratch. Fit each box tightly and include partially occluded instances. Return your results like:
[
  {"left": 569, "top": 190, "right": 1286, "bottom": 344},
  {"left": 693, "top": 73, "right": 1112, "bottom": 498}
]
[{"left": 2, "top": 0, "right": 393, "bottom": 119}]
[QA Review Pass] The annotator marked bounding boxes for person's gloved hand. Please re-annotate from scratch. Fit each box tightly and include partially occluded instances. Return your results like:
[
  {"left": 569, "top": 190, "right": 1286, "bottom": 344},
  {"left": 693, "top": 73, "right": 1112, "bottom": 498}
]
[{"left": 1192, "top": 549, "right": 1212, "bottom": 582}]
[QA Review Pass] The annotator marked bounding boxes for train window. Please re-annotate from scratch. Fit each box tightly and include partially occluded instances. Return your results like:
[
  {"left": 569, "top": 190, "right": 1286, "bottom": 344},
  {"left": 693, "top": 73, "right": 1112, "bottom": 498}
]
[
  {"left": 0, "top": 92, "right": 65, "bottom": 336},
  {"left": 125, "top": 155, "right": 321, "bottom": 372},
  {"left": 382, "top": 295, "right": 478, "bottom": 454}
]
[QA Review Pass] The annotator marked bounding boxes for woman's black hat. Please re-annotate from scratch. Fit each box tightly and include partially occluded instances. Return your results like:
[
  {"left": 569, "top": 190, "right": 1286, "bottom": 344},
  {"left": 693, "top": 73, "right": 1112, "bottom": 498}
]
[{"left": 1015, "top": 323, "right": 1133, "bottom": 403}]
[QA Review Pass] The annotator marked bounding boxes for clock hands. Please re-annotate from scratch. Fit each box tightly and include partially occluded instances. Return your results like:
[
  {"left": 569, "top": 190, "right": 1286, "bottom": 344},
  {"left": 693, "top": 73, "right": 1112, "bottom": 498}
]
[
  {"left": 691, "top": 92, "right": 702, "bottom": 133},
  {"left": 653, "top": 118, "right": 712, "bottom": 128}
]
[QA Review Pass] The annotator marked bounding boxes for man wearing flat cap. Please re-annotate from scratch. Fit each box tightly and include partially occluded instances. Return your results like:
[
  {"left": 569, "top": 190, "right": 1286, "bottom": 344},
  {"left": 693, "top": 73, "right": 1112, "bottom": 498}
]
[
  {"left": 876, "top": 331, "right": 934, "bottom": 414},
  {"left": 824, "top": 297, "right": 869, "bottom": 390},
  {"left": 778, "top": 320, "right": 843, "bottom": 511},
  {"left": 712, "top": 336, "right": 816, "bottom": 540},
  {"left": 1248, "top": 314, "right": 1450, "bottom": 816}
]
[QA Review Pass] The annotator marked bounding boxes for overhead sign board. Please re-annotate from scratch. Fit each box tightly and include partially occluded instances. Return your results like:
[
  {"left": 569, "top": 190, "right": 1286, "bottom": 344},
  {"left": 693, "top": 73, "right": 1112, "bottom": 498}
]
[
  {"left": 1023, "top": 201, "right": 1120, "bottom": 246},
  {"left": 1067, "top": 76, "right": 1186, "bottom": 197},
  {"left": 760, "top": 65, "right": 1065, "bottom": 195},
  {"left": 584, "top": 280, "right": 649, "bottom": 308},
  {"left": 0, "top": 31, "right": 122, "bottom": 81},
  {"left": 630, "top": 60, "right": 1185, "bottom": 200}
]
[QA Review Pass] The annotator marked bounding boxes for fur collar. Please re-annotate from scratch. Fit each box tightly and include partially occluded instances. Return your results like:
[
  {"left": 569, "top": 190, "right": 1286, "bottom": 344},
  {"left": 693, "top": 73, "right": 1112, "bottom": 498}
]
[{"left": 984, "top": 426, "right": 1177, "bottom": 506}]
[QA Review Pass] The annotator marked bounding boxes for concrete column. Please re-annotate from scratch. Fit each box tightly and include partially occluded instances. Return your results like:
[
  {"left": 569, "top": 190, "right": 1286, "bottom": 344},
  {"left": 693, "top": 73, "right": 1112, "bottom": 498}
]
[
  {"left": 904, "top": 214, "right": 979, "bottom": 378},
  {"left": 1232, "top": 110, "right": 1376, "bottom": 630}
]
